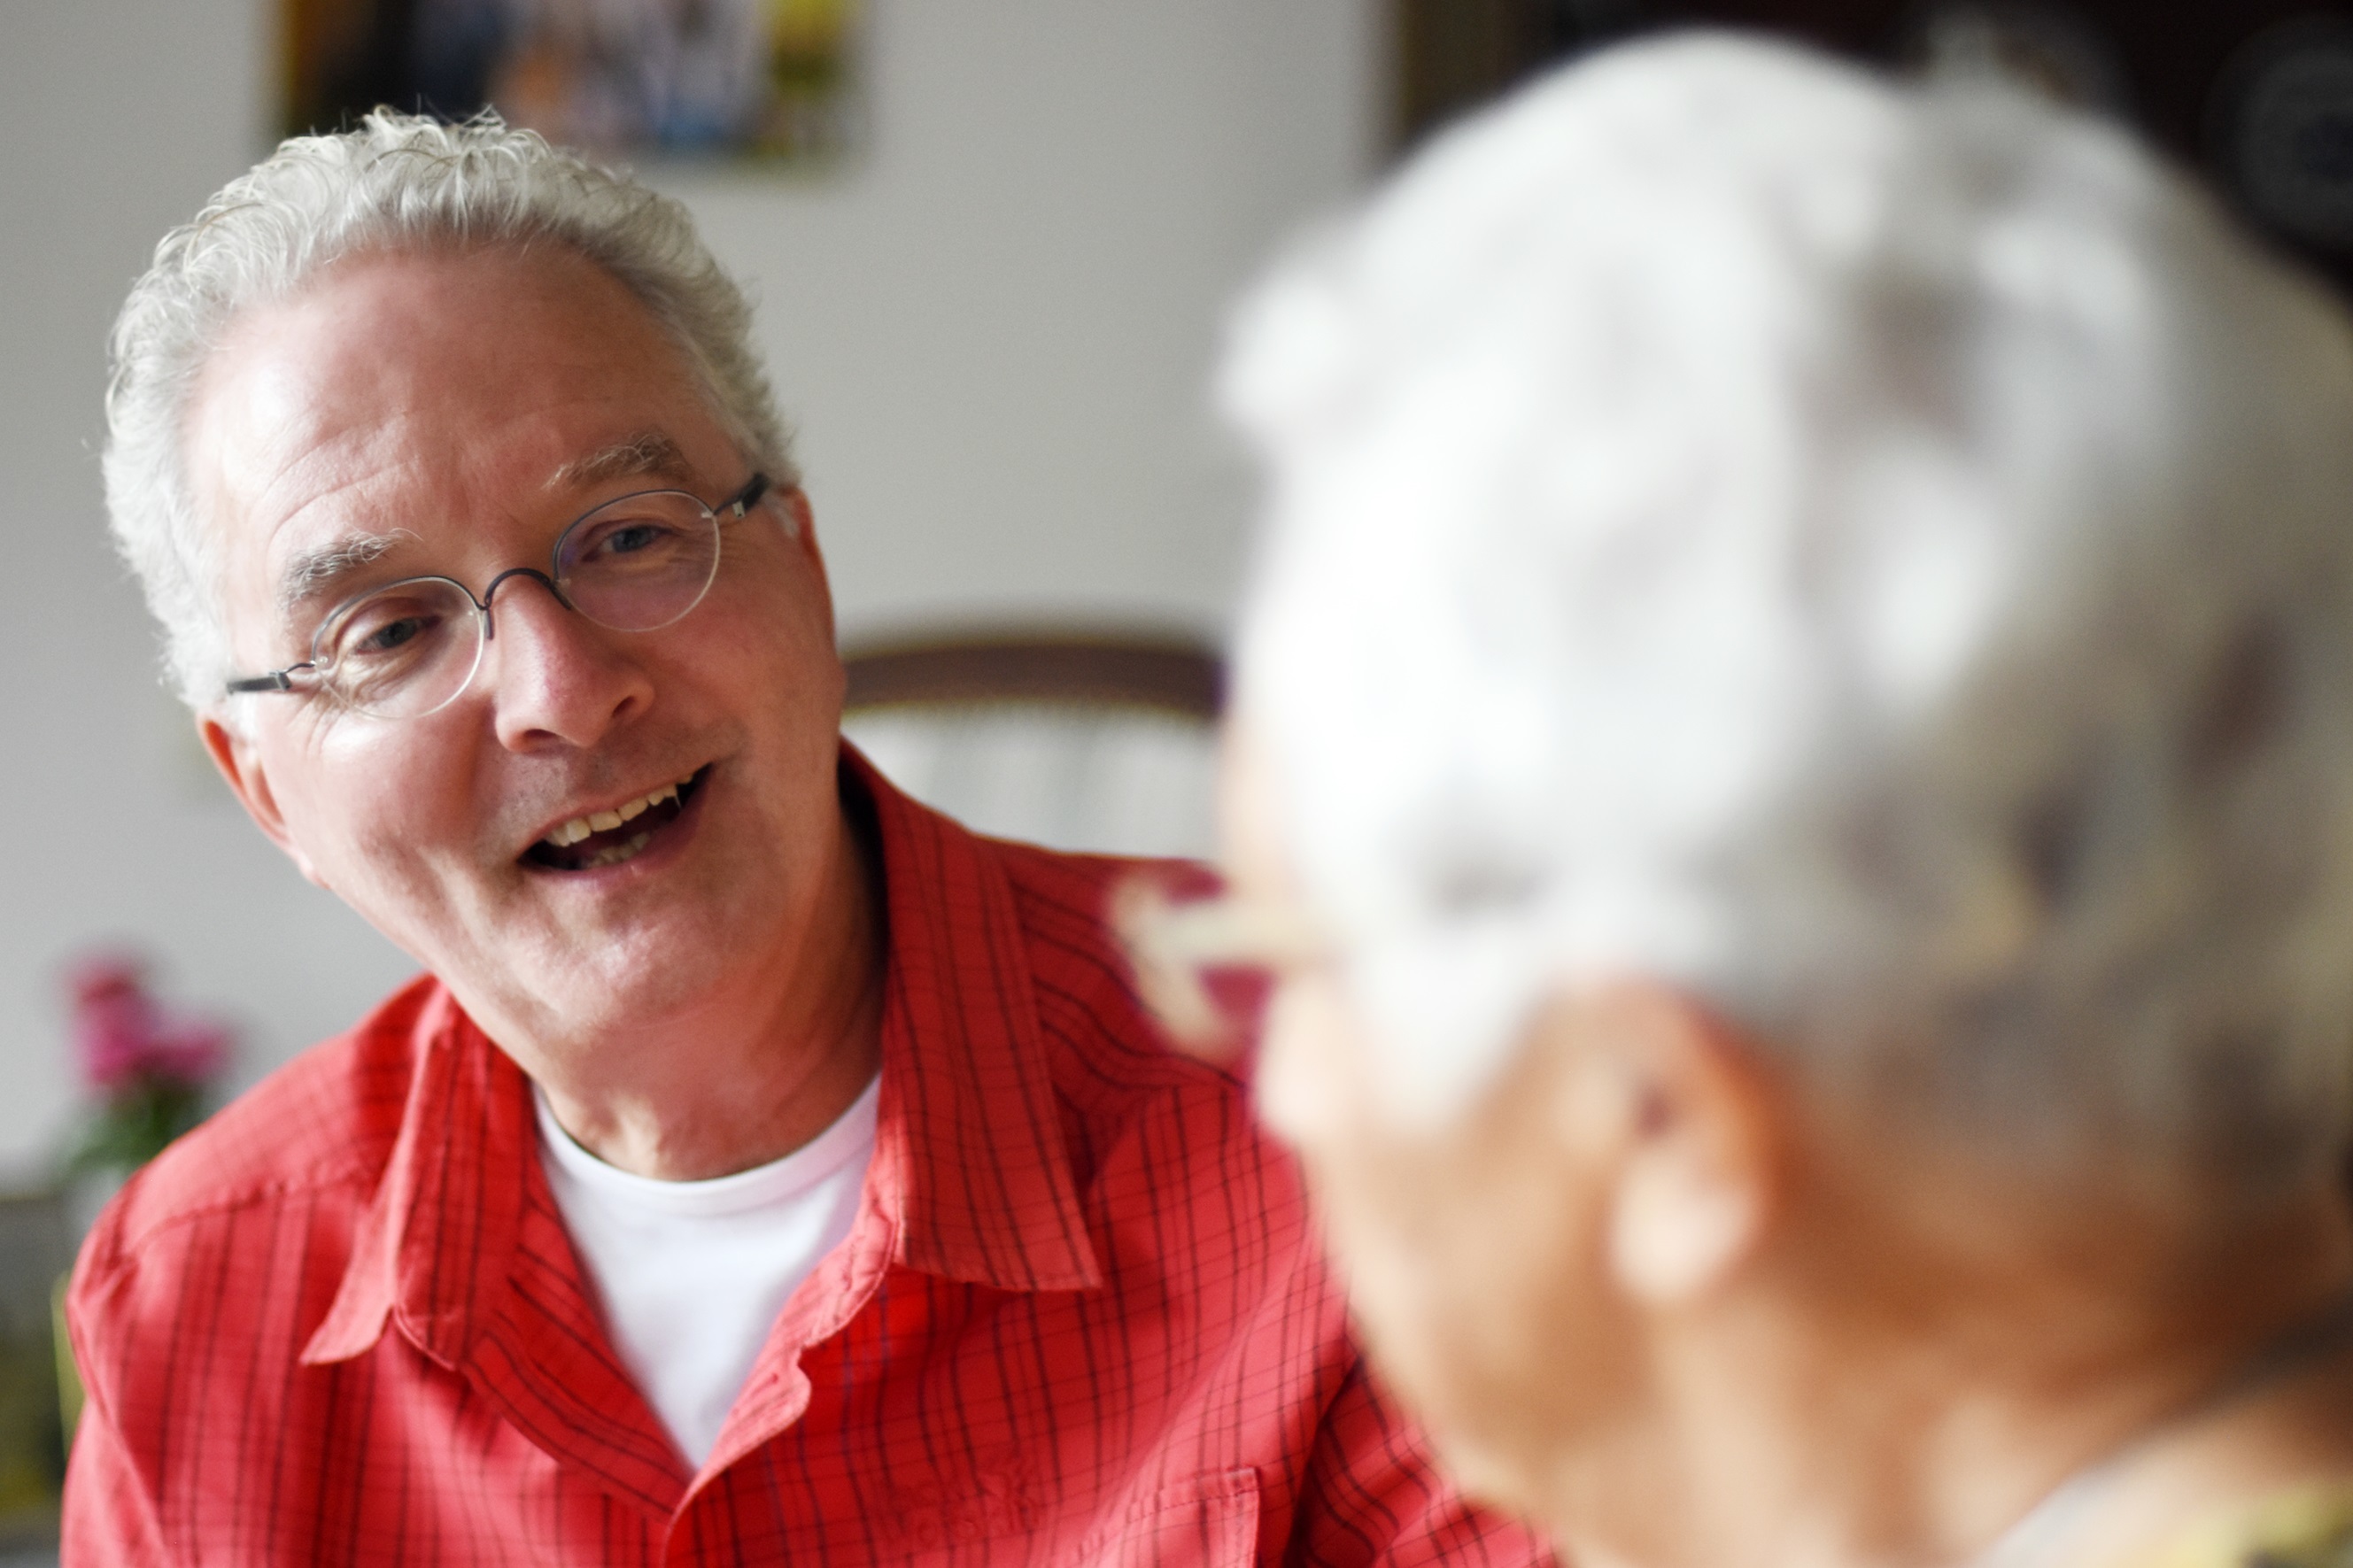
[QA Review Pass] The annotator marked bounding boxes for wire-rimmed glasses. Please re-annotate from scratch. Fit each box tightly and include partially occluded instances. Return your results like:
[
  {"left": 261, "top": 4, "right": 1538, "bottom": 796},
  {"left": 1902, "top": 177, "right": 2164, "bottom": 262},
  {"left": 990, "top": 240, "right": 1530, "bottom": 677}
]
[{"left": 225, "top": 474, "right": 772, "bottom": 721}]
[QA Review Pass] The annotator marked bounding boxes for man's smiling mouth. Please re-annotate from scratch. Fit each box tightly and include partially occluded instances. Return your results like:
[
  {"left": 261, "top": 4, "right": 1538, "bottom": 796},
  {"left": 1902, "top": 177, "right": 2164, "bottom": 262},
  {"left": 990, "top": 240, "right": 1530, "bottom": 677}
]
[{"left": 523, "top": 768, "right": 710, "bottom": 872}]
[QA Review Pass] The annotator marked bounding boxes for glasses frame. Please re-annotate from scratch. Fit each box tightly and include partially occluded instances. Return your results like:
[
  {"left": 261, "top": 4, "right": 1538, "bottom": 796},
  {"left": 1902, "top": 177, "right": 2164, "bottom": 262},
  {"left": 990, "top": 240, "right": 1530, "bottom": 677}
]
[{"left": 224, "top": 472, "right": 774, "bottom": 717}]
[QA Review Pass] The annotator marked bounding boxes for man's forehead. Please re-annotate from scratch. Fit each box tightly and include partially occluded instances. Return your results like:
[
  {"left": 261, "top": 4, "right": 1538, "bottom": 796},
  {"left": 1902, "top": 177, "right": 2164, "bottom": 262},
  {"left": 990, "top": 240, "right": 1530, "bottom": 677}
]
[
  {"left": 190, "top": 247, "right": 728, "bottom": 641},
  {"left": 198, "top": 248, "right": 701, "bottom": 510},
  {"left": 275, "top": 528, "right": 418, "bottom": 616},
  {"left": 263, "top": 430, "right": 705, "bottom": 623}
]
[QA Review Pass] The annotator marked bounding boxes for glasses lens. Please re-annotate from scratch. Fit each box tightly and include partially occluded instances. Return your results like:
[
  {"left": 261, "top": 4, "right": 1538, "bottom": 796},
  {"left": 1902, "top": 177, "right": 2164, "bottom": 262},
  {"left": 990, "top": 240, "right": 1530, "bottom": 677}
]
[
  {"left": 557, "top": 491, "right": 723, "bottom": 633},
  {"left": 315, "top": 578, "right": 483, "bottom": 719}
]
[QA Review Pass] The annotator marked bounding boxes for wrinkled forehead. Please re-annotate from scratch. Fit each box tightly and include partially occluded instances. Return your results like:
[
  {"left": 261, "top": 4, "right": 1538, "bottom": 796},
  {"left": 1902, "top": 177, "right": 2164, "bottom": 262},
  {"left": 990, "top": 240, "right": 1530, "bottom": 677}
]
[
  {"left": 268, "top": 432, "right": 705, "bottom": 626},
  {"left": 183, "top": 245, "right": 723, "bottom": 637}
]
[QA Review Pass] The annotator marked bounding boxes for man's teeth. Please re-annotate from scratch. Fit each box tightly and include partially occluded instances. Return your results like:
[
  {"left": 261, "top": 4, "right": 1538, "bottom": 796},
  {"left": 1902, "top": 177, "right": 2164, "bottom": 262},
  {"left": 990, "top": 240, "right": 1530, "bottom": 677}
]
[
  {"left": 542, "top": 777, "right": 693, "bottom": 850},
  {"left": 579, "top": 830, "right": 654, "bottom": 869}
]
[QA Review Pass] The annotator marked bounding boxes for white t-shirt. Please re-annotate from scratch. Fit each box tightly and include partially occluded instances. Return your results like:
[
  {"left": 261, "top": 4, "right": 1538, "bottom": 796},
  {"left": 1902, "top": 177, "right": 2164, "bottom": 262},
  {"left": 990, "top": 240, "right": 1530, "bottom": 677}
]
[{"left": 532, "top": 1076, "right": 880, "bottom": 1468}]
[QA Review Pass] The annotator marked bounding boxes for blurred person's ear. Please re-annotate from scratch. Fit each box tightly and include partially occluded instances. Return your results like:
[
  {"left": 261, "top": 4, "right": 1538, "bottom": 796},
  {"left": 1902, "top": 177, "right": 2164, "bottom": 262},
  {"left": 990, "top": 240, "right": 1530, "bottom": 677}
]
[
  {"left": 1535, "top": 985, "right": 1785, "bottom": 1306},
  {"left": 198, "top": 711, "right": 328, "bottom": 889}
]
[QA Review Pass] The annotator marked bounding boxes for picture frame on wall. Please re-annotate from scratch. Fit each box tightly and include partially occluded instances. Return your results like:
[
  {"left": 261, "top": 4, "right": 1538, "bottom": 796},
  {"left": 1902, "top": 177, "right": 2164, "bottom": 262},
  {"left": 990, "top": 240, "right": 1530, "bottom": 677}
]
[{"left": 282, "top": 0, "right": 865, "bottom": 166}]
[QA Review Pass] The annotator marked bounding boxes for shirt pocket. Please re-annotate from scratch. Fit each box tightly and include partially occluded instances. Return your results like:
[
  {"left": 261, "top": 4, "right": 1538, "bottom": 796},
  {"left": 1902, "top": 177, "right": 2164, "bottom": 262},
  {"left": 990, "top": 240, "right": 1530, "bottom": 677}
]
[{"left": 1065, "top": 1468, "right": 1262, "bottom": 1568}]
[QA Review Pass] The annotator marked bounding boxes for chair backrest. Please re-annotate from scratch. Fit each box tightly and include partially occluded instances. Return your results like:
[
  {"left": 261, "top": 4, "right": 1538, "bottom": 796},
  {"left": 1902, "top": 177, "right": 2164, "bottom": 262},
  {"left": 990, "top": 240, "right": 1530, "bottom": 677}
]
[{"left": 840, "top": 629, "right": 1225, "bottom": 861}]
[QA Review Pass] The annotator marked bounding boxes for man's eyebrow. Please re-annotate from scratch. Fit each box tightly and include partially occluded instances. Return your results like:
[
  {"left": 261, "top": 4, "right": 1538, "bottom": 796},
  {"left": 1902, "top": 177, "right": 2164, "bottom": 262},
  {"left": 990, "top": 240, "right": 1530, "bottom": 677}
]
[
  {"left": 549, "top": 433, "right": 698, "bottom": 491},
  {"left": 276, "top": 529, "right": 421, "bottom": 621}
]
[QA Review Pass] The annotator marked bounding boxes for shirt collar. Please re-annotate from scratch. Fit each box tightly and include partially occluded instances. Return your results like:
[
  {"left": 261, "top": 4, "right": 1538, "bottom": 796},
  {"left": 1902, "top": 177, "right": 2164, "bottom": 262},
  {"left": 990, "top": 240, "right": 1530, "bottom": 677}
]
[
  {"left": 302, "top": 982, "right": 531, "bottom": 1366},
  {"left": 303, "top": 743, "right": 1101, "bottom": 1368},
  {"left": 849, "top": 745, "right": 1102, "bottom": 1293}
]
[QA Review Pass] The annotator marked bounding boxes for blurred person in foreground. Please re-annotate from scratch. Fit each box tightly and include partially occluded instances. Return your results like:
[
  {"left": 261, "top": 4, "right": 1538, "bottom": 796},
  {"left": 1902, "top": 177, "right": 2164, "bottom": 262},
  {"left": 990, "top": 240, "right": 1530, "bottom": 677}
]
[
  {"left": 1149, "top": 31, "right": 2353, "bottom": 1568},
  {"left": 60, "top": 112, "right": 1549, "bottom": 1567}
]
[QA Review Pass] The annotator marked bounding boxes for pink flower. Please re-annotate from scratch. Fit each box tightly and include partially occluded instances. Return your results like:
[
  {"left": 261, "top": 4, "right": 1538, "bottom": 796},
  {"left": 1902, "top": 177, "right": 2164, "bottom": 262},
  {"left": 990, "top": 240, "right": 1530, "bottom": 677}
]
[{"left": 67, "top": 952, "right": 232, "bottom": 1093}]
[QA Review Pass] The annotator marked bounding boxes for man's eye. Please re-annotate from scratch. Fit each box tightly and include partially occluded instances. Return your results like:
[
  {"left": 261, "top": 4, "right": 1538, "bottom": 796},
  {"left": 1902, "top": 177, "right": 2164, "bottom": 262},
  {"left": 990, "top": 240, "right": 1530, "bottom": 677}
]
[
  {"left": 334, "top": 604, "right": 445, "bottom": 661},
  {"left": 356, "top": 616, "right": 431, "bottom": 654},
  {"left": 600, "top": 522, "right": 666, "bottom": 556},
  {"left": 582, "top": 519, "right": 684, "bottom": 562}
]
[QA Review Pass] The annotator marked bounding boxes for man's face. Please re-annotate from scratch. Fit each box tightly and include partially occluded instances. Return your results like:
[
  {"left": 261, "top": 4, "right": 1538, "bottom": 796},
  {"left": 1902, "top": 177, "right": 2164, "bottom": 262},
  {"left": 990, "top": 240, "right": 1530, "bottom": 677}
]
[{"left": 191, "top": 245, "right": 848, "bottom": 1054}]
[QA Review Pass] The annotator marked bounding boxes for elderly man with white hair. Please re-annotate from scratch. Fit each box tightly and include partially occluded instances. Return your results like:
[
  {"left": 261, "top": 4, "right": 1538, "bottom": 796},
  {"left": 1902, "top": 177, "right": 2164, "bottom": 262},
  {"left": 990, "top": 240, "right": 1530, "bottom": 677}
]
[
  {"left": 60, "top": 113, "right": 1553, "bottom": 1566},
  {"left": 1142, "top": 30, "right": 2353, "bottom": 1568}
]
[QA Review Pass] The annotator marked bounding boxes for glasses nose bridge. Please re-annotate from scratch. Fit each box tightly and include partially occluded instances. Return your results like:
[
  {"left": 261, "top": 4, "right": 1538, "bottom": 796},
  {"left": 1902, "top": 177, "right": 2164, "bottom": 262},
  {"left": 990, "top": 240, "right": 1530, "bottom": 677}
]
[{"left": 474, "top": 566, "right": 573, "bottom": 640}]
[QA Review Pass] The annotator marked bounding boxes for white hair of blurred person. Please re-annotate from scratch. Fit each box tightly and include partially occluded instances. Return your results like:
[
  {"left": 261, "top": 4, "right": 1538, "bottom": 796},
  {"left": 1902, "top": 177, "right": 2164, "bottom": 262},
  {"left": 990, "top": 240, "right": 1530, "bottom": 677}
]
[
  {"left": 1220, "top": 31, "right": 2353, "bottom": 1205},
  {"left": 104, "top": 109, "right": 798, "bottom": 714}
]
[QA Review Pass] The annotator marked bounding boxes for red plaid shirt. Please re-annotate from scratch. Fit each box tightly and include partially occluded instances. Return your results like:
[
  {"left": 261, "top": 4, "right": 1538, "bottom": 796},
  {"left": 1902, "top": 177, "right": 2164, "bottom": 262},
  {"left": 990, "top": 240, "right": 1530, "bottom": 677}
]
[{"left": 63, "top": 758, "right": 1553, "bottom": 1566}]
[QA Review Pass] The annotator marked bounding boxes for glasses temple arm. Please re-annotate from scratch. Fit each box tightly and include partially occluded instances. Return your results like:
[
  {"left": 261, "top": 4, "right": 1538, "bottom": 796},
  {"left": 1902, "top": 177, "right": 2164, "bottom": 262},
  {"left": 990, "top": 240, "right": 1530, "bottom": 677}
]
[
  {"left": 224, "top": 664, "right": 313, "bottom": 695},
  {"left": 724, "top": 472, "right": 777, "bottom": 522}
]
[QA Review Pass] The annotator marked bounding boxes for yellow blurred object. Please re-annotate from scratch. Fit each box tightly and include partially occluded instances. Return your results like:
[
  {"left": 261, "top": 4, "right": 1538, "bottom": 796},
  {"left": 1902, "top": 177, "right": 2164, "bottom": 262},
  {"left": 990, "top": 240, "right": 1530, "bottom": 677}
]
[
  {"left": 770, "top": 0, "right": 855, "bottom": 57},
  {"left": 0, "top": 1191, "right": 67, "bottom": 1548},
  {"left": 762, "top": 0, "right": 862, "bottom": 159},
  {"left": 51, "top": 1275, "right": 80, "bottom": 1454},
  {"left": 2132, "top": 1485, "right": 2353, "bottom": 1568}
]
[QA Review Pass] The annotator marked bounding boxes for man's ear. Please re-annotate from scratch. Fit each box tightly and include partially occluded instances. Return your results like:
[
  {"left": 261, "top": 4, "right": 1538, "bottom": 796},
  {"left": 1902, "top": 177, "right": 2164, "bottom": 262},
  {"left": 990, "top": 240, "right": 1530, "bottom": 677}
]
[
  {"left": 774, "top": 483, "right": 813, "bottom": 543},
  {"left": 775, "top": 484, "right": 840, "bottom": 647},
  {"left": 1544, "top": 985, "right": 1786, "bottom": 1307},
  {"left": 778, "top": 485, "right": 825, "bottom": 573},
  {"left": 197, "top": 712, "right": 328, "bottom": 888}
]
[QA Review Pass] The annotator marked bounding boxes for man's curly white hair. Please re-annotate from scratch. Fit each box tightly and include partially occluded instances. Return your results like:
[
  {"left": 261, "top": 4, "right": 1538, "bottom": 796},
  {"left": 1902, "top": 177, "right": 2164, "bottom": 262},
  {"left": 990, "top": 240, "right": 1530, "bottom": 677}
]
[{"left": 105, "top": 110, "right": 796, "bottom": 712}]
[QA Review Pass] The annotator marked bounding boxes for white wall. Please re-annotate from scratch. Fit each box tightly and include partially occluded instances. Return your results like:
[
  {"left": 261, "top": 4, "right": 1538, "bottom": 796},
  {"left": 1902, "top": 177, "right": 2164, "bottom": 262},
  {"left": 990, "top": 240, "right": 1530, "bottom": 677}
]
[{"left": 0, "top": 0, "right": 1378, "bottom": 1177}]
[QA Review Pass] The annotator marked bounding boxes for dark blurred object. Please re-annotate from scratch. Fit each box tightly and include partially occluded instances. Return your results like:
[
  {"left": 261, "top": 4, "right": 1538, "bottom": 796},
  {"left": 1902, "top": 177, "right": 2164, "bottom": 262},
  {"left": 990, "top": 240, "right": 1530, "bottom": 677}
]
[
  {"left": 1389, "top": 0, "right": 2353, "bottom": 290},
  {"left": 1892, "top": 3, "right": 2129, "bottom": 112},
  {"left": 844, "top": 630, "right": 1223, "bottom": 721},
  {"left": 1393, "top": 0, "right": 1651, "bottom": 155},
  {"left": 61, "top": 954, "right": 231, "bottom": 1182},
  {"left": 840, "top": 628, "right": 1224, "bottom": 860},
  {"left": 0, "top": 1192, "right": 70, "bottom": 1556},
  {"left": 281, "top": 0, "right": 864, "bottom": 165},
  {"left": 2212, "top": 17, "right": 2353, "bottom": 255}
]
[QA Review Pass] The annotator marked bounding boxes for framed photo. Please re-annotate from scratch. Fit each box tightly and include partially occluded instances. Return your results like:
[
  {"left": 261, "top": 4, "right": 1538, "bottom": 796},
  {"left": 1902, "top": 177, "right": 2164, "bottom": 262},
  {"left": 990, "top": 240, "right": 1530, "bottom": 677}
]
[{"left": 282, "top": 0, "right": 864, "bottom": 166}]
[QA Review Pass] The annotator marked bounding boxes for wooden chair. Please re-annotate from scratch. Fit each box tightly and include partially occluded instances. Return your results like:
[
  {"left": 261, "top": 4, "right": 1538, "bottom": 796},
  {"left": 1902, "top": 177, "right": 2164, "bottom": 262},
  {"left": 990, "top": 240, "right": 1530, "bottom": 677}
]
[{"left": 840, "top": 628, "right": 1225, "bottom": 861}]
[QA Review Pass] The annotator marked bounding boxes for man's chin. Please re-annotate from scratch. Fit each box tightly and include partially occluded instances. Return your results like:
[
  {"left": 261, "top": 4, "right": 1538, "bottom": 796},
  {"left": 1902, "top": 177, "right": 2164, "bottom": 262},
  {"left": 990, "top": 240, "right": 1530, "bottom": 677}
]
[
  {"left": 422, "top": 894, "right": 762, "bottom": 1048},
  {"left": 459, "top": 963, "right": 723, "bottom": 1061}
]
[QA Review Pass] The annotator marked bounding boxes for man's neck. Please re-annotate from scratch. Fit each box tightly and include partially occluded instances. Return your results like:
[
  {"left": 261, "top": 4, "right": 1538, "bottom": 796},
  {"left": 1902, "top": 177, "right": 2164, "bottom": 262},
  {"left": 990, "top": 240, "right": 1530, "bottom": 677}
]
[{"left": 525, "top": 798, "right": 887, "bottom": 1181}]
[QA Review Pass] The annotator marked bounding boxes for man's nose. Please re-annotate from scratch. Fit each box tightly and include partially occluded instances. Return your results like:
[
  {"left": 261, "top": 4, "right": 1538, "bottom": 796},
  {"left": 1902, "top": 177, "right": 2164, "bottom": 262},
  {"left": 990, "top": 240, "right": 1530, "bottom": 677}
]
[{"left": 478, "top": 575, "right": 654, "bottom": 752}]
